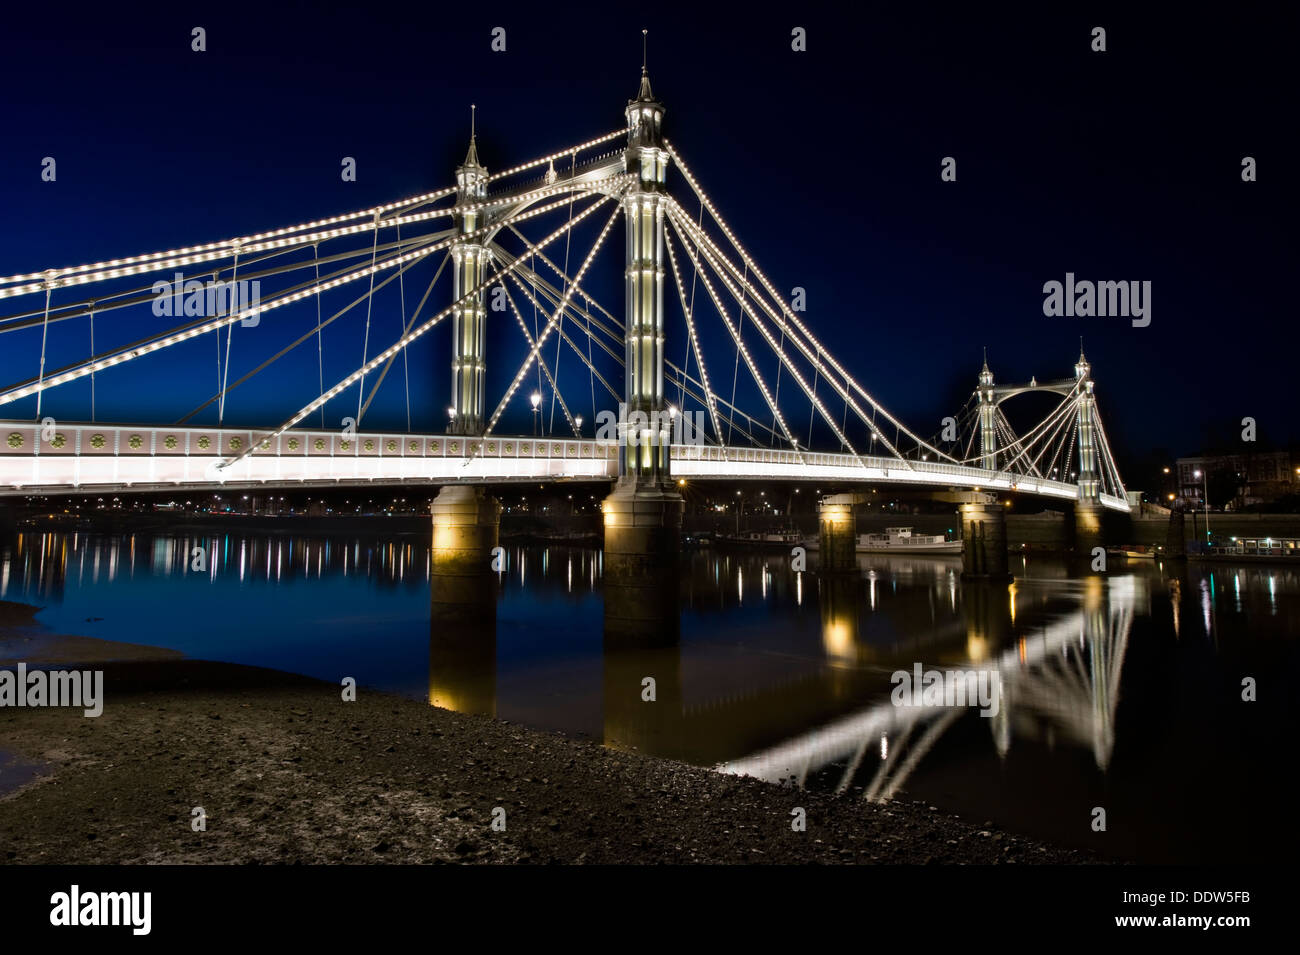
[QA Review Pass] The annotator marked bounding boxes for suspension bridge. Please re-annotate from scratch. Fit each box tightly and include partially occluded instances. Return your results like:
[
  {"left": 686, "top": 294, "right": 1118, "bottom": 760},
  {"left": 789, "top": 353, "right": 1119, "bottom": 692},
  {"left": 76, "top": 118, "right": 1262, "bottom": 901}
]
[{"left": 0, "top": 61, "right": 1129, "bottom": 580}]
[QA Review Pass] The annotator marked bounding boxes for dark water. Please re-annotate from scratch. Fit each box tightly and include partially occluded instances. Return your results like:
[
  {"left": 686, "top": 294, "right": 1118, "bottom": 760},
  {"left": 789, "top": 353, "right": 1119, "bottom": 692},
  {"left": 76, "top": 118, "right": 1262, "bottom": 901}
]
[{"left": 2, "top": 528, "right": 1296, "bottom": 863}]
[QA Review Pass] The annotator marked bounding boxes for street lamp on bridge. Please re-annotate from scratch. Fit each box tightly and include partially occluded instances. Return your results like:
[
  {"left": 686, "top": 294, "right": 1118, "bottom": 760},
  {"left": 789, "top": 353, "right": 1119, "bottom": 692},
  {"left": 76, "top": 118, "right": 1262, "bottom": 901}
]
[{"left": 530, "top": 391, "right": 542, "bottom": 436}]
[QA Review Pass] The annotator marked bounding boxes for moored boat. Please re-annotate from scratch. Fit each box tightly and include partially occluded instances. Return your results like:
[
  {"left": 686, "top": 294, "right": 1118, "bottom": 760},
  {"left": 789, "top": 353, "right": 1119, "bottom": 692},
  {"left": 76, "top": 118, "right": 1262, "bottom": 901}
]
[{"left": 857, "top": 527, "right": 962, "bottom": 554}]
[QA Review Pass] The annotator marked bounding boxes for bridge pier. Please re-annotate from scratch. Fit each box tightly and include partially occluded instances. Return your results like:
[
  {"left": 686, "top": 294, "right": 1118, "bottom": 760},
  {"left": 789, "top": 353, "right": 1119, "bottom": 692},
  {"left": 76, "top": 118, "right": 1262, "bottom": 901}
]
[
  {"left": 430, "top": 485, "right": 501, "bottom": 622},
  {"left": 1074, "top": 502, "right": 1105, "bottom": 557},
  {"left": 0, "top": 502, "right": 14, "bottom": 538},
  {"left": 601, "top": 480, "right": 683, "bottom": 642},
  {"left": 958, "top": 501, "right": 1011, "bottom": 581},
  {"left": 817, "top": 495, "right": 857, "bottom": 573},
  {"left": 1165, "top": 505, "right": 1187, "bottom": 558}
]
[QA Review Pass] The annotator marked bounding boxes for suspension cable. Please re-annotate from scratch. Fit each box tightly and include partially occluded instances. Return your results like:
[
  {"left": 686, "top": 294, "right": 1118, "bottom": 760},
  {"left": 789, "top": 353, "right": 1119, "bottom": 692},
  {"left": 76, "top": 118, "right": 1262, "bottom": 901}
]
[
  {"left": 89, "top": 301, "right": 96, "bottom": 422},
  {"left": 218, "top": 250, "right": 240, "bottom": 424},
  {"left": 355, "top": 214, "right": 381, "bottom": 422},
  {"left": 36, "top": 278, "right": 52, "bottom": 420},
  {"left": 396, "top": 222, "right": 411, "bottom": 431},
  {"left": 313, "top": 243, "right": 325, "bottom": 428},
  {"left": 548, "top": 150, "right": 578, "bottom": 437}
]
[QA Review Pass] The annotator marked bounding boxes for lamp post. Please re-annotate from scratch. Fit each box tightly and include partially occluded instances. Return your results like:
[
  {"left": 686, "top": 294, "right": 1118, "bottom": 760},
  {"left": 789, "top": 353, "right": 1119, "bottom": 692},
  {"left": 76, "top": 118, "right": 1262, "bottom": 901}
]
[
  {"left": 530, "top": 391, "right": 541, "bottom": 437},
  {"left": 574, "top": 415, "right": 583, "bottom": 438}
]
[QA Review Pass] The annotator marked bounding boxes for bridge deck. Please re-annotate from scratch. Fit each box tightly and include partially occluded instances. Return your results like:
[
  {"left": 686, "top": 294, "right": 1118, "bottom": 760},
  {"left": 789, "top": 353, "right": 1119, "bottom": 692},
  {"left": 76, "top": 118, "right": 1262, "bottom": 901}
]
[{"left": 0, "top": 420, "right": 1128, "bottom": 510}]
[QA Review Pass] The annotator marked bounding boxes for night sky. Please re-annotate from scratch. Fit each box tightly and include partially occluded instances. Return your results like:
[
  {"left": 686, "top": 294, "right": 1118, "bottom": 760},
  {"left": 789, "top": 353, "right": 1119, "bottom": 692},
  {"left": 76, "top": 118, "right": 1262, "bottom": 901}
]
[{"left": 0, "top": 2, "right": 1293, "bottom": 484}]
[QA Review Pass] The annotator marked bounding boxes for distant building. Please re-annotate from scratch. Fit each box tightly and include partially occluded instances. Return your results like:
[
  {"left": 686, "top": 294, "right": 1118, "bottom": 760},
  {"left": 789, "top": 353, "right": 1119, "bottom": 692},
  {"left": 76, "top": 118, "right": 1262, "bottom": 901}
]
[{"left": 1175, "top": 450, "right": 1297, "bottom": 509}]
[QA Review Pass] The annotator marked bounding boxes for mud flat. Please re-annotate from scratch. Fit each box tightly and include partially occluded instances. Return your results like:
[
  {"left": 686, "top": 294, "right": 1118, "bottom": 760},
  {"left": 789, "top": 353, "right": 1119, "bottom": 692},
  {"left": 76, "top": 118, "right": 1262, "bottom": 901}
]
[{"left": 0, "top": 605, "right": 1093, "bottom": 865}]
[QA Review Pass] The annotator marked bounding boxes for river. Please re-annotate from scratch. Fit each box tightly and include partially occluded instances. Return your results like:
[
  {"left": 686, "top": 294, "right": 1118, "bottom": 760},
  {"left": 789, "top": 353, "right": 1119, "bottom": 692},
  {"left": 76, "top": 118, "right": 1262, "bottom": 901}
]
[{"left": 2, "top": 527, "right": 1295, "bottom": 863}]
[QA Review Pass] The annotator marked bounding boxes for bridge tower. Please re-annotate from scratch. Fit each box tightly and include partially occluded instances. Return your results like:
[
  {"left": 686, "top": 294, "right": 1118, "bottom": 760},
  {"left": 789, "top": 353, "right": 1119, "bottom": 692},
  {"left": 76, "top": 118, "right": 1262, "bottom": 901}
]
[
  {"left": 602, "top": 53, "right": 683, "bottom": 636},
  {"left": 1073, "top": 347, "right": 1104, "bottom": 553},
  {"left": 432, "top": 116, "right": 500, "bottom": 587},
  {"left": 449, "top": 116, "right": 489, "bottom": 436},
  {"left": 978, "top": 353, "right": 997, "bottom": 470}
]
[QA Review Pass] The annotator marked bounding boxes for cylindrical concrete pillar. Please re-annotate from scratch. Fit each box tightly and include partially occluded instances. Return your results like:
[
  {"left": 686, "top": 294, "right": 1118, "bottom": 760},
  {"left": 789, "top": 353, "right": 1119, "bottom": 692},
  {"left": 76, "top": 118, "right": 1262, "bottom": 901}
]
[
  {"left": 1165, "top": 506, "right": 1187, "bottom": 558},
  {"left": 430, "top": 485, "right": 501, "bottom": 621},
  {"left": 818, "top": 498, "right": 856, "bottom": 573},
  {"left": 601, "top": 481, "right": 683, "bottom": 643},
  {"left": 1074, "top": 503, "right": 1104, "bottom": 556},
  {"left": 959, "top": 501, "right": 1011, "bottom": 581}
]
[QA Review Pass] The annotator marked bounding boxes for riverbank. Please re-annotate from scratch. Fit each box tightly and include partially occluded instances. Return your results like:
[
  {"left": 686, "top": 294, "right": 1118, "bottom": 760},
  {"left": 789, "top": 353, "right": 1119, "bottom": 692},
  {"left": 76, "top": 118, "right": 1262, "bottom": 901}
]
[{"left": 0, "top": 606, "right": 1092, "bottom": 865}]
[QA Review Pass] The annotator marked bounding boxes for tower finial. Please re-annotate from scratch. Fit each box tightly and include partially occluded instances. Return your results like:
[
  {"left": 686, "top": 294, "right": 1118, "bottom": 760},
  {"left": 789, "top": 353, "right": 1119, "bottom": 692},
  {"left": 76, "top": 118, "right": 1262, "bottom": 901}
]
[
  {"left": 460, "top": 104, "right": 482, "bottom": 170},
  {"left": 642, "top": 29, "right": 648, "bottom": 76}
]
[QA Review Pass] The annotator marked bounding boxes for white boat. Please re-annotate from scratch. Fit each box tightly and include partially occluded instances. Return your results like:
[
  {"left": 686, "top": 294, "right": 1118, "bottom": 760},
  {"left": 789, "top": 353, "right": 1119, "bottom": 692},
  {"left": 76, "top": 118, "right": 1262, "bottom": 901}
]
[
  {"left": 719, "top": 530, "right": 805, "bottom": 547},
  {"left": 857, "top": 527, "right": 961, "bottom": 554}
]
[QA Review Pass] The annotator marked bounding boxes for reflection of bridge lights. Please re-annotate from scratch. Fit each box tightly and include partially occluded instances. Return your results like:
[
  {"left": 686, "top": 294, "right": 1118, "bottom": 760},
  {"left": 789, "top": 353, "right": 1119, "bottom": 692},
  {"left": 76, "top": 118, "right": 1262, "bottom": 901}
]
[{"left": 1008, "top": 581, "right": 1017, "bottom": 624}]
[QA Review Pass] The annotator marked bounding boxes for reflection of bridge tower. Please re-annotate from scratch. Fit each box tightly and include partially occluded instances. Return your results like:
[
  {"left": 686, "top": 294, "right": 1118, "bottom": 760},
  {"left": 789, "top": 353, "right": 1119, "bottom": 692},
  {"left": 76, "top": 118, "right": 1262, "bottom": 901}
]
[
  {"left": 602, "top": 60, "right": 684, "bottom": 635},
  {"left": 1006, "top": 576, "right": 1133, "bottom": 769},
  {"left": 450, "top": 115, "right": 489, "bottom": 436},
  {"left": 721, "top": 574, "right": 1139, "bottom": 795}
]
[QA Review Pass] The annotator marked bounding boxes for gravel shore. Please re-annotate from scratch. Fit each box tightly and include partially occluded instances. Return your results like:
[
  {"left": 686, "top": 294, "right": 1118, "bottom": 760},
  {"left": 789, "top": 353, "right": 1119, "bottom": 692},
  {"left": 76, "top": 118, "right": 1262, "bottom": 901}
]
[{"left": 0, "top": 603, "right": 1092, "bottom": 865}]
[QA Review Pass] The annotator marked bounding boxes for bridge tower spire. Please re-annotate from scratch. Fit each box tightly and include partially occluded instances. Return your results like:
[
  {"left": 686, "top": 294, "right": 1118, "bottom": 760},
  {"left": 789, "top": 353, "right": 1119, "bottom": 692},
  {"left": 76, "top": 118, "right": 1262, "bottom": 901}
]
[
  {"left": 1073, "top": 344, "right": 1104, "bottom": 554},
  {"left": 602, "top": 34, "right": 683, "bottom": 642},
  {"left": 619, "top": 31, "right": 671, "bottom": 482},
  {"left": 978, "top": 350, "right": 997, "bottom": 471},
  {"left": 1074, "top": 345, "right": 1099, "bottom": 504},
  {"left": 450, "top": 105, "right": 488, "bottom": 436}
]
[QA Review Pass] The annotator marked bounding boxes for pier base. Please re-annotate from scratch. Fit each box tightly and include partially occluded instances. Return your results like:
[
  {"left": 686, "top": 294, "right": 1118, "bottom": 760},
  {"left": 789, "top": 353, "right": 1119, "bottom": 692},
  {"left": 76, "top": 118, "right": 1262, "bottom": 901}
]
[
  {"left": 959, "top": 501, "right": 1011, "bottom": 581},
  {"left": 1165, "top": 507, "right": 1187, "bottom": 558},
  {"left": 430, "top": 485, "right": 501, "bottom": 623},
  {"left": 601, "top": 479, "right": 683, "bottom": 644},
  {"left": 818, "top": 495, "right": 857, "bottom": 573},
  {"left": 1074, "top": 503, "right": 1105, "bottom": 557}
]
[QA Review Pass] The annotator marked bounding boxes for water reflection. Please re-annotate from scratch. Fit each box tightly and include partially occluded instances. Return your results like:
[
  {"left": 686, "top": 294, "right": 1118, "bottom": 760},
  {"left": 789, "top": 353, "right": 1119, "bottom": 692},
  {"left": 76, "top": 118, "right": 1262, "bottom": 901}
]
[{"left": 3, "top": 530, "right": 1296, "bottom": 862}]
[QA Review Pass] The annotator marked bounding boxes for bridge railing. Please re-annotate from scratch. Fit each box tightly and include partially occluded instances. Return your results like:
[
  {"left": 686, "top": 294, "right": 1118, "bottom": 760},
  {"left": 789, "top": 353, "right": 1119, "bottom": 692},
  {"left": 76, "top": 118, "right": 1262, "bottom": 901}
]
[
  {"left": 0, "top": 421, "right": 1129, "bottom": 511},
  {"left": 667, "top": 443, "right": 1130, "bottom": 511},
  {"left": 0, "top": 421, "right": 624, "bottom": 494}
]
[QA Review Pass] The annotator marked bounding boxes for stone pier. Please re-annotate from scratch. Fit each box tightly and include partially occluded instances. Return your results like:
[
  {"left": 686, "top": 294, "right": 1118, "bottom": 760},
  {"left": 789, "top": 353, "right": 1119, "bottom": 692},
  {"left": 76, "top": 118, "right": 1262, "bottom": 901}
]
[
  {"left": 601, "top": 479, "right": 683, "bottom": 643},
  {"left": 1165, "top": 505, "right": 1187, "bottom": 558},
  {"left": 1074, "top": 502, "right": 1105, "bottom": 557},
  {"left": 430, "top": 485, "right": 501, "bottom": 623},
  {"left": 817, "top": 494, "right": 857, "bottom": 574},
  {"left": 958, "top": 500, "right": 1011, "bottom": 581}
]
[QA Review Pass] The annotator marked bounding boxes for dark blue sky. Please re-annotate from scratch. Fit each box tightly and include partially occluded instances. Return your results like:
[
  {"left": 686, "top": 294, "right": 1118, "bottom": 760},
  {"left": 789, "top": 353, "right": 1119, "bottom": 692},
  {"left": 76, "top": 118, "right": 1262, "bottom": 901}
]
[{"left": 0, "top": 2, "right": 1293, "bottom": 476}]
